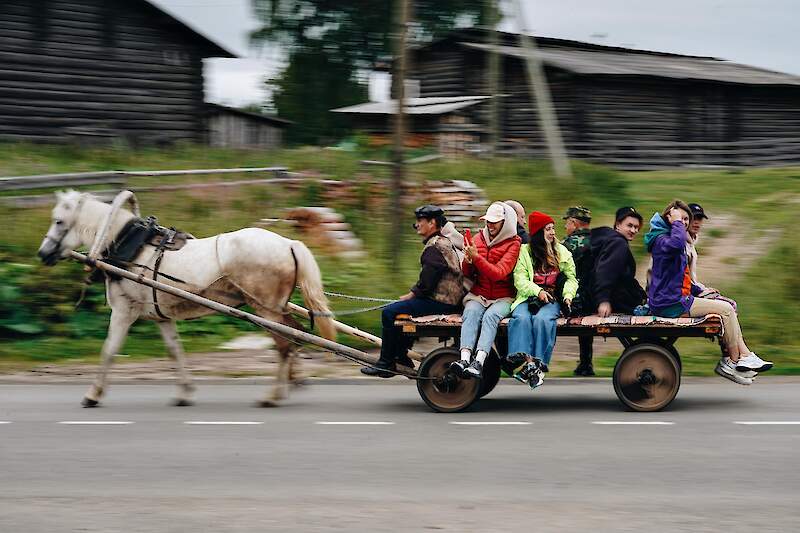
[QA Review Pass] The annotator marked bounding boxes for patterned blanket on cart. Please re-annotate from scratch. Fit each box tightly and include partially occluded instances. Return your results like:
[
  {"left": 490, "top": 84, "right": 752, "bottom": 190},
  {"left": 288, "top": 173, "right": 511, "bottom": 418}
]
[{"left": 405, "top": 313, "right": 723, "bottom": 328}]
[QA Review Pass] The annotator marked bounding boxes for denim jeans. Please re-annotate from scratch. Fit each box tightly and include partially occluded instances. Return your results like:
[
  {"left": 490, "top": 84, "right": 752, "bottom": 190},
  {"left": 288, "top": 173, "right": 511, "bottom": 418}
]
[
  {"left": 379, "top": 297, "right": 460, "bottom": 364},
  {"left": 459, "top": 299, "right": 512, "bottom": 355},
  {"left": 507, "top": 301, "right": 560, "bottom": 365}
]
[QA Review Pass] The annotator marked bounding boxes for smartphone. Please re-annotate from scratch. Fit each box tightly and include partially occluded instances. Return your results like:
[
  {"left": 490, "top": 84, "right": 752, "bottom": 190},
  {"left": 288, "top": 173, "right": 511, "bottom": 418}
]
[{"left": 463, "top": 228, "right": 472, "bottom": 246}]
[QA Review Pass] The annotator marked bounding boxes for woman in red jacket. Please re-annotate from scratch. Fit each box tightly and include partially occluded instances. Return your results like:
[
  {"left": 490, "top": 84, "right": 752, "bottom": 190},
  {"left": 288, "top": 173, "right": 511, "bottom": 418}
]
[{"left": 451, "top": 202, "right": 522, "bottom": 378}]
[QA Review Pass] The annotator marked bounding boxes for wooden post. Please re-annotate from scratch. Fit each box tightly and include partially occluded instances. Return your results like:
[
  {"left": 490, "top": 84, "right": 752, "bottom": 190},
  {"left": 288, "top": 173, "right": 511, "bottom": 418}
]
[
  {"left": 389, "top": 0, "right": 410, "bottom": 272},
  {"left": 486, "top": 0, "right": 501, "bottom": 155},
  {"left": 68, "top": 251, "right": 416, "bottom": 377},
  {"left": 512, "top": 0, "right": 572, "bottom": 178}
]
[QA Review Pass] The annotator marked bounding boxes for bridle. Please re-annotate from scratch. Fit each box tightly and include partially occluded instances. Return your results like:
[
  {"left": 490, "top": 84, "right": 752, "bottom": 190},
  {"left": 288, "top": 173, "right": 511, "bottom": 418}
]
[{"left": 42, "top": 193, "right": 87, "bottom": 262}]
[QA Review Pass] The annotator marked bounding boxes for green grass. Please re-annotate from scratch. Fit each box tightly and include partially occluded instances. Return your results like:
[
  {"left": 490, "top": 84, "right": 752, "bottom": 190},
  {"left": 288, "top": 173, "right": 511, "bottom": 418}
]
[{"left": 1, "top": 142, "right": 798, "bottom": 374}]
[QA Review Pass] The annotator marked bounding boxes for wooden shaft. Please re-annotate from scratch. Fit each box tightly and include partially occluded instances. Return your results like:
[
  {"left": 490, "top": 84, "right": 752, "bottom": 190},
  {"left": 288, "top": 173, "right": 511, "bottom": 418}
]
[
  {"left": 286, "top": 302, "right": 424, "bottom": 362},
  {"left": 69, "top": 251, "right": 417, "bottom": 377}
]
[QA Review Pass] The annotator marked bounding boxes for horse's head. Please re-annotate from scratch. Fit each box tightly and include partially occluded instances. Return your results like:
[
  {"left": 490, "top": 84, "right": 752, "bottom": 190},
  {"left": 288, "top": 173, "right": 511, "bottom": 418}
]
[{"left": 37, "top": 190, "right": 87, "bottom": 266}]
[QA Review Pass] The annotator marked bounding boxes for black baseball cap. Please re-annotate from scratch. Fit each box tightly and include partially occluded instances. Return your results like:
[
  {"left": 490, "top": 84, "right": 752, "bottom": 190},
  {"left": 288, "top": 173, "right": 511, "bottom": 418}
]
[
  {"left": 414, "top": 205, "right": 444, "bottom": 219},
  {"left": 688, "top": 203, "right": 708, "bottom": 220},
  {"left": 615, "top": 206, "right": 643, "bottom": 224}
]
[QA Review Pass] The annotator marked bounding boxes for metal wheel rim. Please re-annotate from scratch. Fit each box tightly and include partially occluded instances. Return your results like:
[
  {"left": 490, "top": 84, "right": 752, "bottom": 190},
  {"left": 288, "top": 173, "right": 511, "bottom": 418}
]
[
  {"left": 418, "top": 351, "right": 480, "bottom": 412},
  {"left": 614, "top": 346, "right": 679, "bottom": 411}
]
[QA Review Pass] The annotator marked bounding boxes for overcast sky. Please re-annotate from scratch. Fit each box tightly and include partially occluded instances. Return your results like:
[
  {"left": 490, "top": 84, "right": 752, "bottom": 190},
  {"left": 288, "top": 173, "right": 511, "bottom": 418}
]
[{"left": 151, "top": 0, "right": 800, "bottom": 108}]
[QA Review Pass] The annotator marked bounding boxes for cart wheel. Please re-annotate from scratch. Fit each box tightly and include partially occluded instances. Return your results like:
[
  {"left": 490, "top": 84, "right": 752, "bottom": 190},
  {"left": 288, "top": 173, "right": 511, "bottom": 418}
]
[
  {"left": 478, "top": 351, "right": 502, "bottom": 398},
  {"left": 613, "top": 343, "right": 681, "bottom": 412},
  {"left": 417, "top": 347, "right": 480, "bottom": 413}
]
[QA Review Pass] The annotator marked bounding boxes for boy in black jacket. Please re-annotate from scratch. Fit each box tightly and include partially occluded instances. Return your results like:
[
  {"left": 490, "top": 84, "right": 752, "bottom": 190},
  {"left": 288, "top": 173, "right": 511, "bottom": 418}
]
[{"left": 590, "top": 207, "right": 647, "bottom": 317}]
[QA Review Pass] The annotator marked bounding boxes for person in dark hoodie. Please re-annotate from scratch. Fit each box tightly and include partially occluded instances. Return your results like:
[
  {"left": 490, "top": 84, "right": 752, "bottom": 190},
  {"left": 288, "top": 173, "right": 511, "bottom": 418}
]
[
  {"left": 645, "top": 200, "right": 773, "bottom": 386},
  {"left": 589, "top": 207, "right": 647, "bottom": 318},
  {"left": 361, "top": 205, "right": 464, "bottom": 378}
]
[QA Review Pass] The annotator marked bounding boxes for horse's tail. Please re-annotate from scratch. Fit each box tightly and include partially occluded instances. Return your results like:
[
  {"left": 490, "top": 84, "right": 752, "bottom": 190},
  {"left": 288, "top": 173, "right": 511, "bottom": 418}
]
[{"left": 290, "top": 241, "right": 336, "bottom": 341}]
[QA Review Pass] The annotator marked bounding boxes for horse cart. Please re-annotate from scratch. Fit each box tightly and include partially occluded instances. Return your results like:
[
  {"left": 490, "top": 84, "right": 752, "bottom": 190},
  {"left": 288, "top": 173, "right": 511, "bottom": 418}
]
[
  {"left": 70, "top": 249, "right": 722, "bottom": 414},
  {"left": 45, "top": 190, "right": 722, "bottom": 413}
]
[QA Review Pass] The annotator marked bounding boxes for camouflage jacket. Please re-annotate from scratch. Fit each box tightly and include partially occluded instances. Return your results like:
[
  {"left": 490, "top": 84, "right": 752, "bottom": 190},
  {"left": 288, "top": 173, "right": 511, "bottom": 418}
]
[{"left": 562, "top": 228, "right": 591, "bottom": 280}]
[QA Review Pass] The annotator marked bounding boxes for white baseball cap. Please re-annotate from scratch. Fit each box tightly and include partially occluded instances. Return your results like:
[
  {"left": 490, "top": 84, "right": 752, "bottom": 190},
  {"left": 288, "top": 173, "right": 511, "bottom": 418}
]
[{"left": 480, "top": 202, "right": 506, "bottom": 223}]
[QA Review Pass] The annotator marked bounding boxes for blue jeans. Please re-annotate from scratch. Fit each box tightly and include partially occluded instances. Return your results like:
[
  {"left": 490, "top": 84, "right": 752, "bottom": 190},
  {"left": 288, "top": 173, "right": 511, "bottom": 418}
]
[
  {"left": 507, "top": 301, "right": 560, "bottom": 365},
  {"left": 379, "top": 298, "right": 460, "bottom": 365},
  {"left": 459, "top": 299, "right": 512, "bottom": 354}
]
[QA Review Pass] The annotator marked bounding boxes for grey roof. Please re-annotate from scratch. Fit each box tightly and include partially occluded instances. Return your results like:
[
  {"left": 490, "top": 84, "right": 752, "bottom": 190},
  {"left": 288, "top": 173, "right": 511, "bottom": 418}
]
[
  {"left": 332, "top": 95, "right": 492, "bottom": 115},
  {"left": 141, "top": 0, "right": 236, "bottom": 58},
  {"left": 460, "top": 41, "right": 800, "bottom": 86}
]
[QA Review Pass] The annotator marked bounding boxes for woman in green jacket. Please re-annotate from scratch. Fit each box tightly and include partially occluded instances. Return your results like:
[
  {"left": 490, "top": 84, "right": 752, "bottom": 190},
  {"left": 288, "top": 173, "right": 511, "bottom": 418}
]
[{"left": 507, "top": 211, "right": 578, "bottom": 388}]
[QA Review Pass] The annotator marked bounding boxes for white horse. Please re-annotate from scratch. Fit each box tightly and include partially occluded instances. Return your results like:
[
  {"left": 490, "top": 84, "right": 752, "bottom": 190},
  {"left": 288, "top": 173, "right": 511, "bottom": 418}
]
[{"left": 37, "top": 190, "right": 336, "bottom": 407}]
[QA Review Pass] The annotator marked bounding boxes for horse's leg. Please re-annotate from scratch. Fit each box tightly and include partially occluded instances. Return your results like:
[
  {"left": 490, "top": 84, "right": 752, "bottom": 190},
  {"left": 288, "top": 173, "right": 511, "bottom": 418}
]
[
  {"left": 248, "top": 305, "right": 297, "bottom": 407},
  {"left": 259, "top": 332, "right": 296, "bottom": 407},
  {"left": 157, "top": 320, "right": 196, "bottom": 406},
  {"left": 283, "top": 315, "right": 307, "bottom": 388},
  {"left": 83, "top": 308, "right": 137, "bottom": 407}
]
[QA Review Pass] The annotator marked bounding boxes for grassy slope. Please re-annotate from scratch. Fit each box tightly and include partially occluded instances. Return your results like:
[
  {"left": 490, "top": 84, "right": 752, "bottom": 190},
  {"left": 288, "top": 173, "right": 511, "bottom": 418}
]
[{"left": 1, "top": 143, "right": 798, "bottom": 375}]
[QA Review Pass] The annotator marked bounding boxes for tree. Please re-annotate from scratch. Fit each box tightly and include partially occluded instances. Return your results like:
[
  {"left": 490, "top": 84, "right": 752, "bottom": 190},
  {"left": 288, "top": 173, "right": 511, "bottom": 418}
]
[
  {"left": 252, "top": 0, "right": 484, "bottom": 144},
  {"left": 268, "top": 42, "right": 369, "bottom": 145}
]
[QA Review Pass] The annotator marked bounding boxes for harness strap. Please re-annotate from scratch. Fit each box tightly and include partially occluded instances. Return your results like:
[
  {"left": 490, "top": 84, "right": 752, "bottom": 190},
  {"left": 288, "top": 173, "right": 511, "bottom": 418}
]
[{"left": 151, "top": 248, "right": 169, "bottom": 320}]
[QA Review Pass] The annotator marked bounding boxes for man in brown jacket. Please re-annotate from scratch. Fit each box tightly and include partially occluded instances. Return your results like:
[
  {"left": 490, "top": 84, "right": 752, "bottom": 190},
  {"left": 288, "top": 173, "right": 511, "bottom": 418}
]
[{"left": 361, "top": 205, "right": 464, "bottom": 377}]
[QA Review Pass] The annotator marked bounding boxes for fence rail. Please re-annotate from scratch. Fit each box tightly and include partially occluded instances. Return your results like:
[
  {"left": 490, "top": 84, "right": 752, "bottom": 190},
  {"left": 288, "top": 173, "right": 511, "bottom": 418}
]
[{"left": 0, "top": 166, "right": 288, "bottom": 192}]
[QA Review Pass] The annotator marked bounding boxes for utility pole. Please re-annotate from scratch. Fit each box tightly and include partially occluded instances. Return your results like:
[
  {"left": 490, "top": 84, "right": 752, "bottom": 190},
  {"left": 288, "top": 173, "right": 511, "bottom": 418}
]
[
  {"left": 486, "top": 0, "right": 501, "bottom": 155},
  {"left": 390, "top": 0, "right": 410, "bottom": 272},
  {"left": 512, "top": 0, "right": 571, "bottom": 178}
]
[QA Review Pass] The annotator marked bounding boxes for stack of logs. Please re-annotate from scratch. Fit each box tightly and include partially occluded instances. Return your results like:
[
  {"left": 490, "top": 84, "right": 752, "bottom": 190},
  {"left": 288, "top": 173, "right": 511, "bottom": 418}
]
[
  {"left": 424, "top": 179, "right": 488, "bottom": 228},
  {"left": 281, "top": 207, "right": 366, "bottom": 259},
  {"left": 263, "top": 178, "right": 488, "bottom": 258}
]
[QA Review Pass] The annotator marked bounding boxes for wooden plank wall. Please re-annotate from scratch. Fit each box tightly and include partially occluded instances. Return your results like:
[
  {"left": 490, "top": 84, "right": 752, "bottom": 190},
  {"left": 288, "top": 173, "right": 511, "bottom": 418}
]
[
  {"left": 207, "top": 112, "right": 283, "bottom": 149},
  {"left": 412, "top": 42, "right": 800, "bottom": 167},
  {"left": 0, "top": 0, "right": 207, "bottom": 144}
]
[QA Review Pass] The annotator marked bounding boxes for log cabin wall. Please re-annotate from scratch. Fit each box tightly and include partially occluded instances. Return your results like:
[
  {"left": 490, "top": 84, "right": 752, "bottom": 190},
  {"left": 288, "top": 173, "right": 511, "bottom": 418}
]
[
  {"left": 0, "top": 0, "right": 232, "bottom": 145},
  {"left": 408, "top": 33, "right": 800, "bottom": 168}
]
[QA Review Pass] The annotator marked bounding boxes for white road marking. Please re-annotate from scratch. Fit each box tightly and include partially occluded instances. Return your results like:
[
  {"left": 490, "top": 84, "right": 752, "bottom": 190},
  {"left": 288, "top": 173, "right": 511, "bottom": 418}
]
[
  {"left": 59, "top": 421, "right": 134, "bottom": 425},
  {"left": 315, "top": 421, "right": 395, "bottom": 425},
  {"left": 449, "top": 421, "right": 531, "bottom": 425},
  {"left": 734, "top": 421, "right": 800, "bottom": 425},
  {"left": 0, "top": 421, "right": 11, "bottom": 424},
  {"left": 592, "top": 421, "right": 674, "bottom": 425},
  {"left": 184, "top": 421, "right": 264, "bottom": 425}
]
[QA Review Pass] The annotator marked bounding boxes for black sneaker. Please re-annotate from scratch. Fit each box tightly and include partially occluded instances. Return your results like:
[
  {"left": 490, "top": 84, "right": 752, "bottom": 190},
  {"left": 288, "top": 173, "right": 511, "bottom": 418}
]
[
  {"left": 464, "top": 360, "right": 483, "bottom": 379},
  {"left": 360, "top": 361, "right": 395, "bottom": 378},
  {"left": 521, "top": 360, "right": 545, "bottom": 389},
  {"left": 449, "top": 359, "right": 470, "bottom": 377},
  {"left": 573, "top": 362, "right": 595, "bottom": 377},
  {"left": 396, "top": 356, "right": 416, "bottom": 370},
  {"left": 506, "top": 352, "right": 528, "bottom": 367}
]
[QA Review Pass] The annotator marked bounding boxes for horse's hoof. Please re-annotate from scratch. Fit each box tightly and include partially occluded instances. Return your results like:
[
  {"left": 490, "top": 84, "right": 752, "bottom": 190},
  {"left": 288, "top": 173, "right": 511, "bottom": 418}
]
[
  {"left": 172, "top": 398, "right": 194, "bottom": 407},
  {"left": 255, "top": 400, "right": 280, "bottom": 408},
  {"left": 82, "top": 397, "right": 99, "bottom": 408}
]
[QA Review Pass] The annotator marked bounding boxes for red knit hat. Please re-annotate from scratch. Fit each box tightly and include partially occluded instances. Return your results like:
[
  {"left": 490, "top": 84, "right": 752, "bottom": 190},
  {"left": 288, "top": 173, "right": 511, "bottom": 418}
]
[{"left": 528, "top": 211, "right": 555, "bottom": 236}]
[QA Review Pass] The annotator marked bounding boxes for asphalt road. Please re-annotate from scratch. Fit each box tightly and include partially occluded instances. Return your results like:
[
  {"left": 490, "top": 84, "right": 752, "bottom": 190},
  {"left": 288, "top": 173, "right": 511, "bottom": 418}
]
[{"left": 1, "top": 379, "right": 799, "bottom": 532}]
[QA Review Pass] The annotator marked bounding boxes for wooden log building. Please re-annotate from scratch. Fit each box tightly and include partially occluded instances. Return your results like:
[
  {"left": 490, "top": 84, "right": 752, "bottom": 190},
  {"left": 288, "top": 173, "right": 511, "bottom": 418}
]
[
  {"left": 338, "top": 28, "right": 800, "bottom": 169},
  {"left": 206, "top": 103, "right": 290, "bottom": 150},
  {"left": 0, "top": 0, "right": 235, "bottom": 145}
]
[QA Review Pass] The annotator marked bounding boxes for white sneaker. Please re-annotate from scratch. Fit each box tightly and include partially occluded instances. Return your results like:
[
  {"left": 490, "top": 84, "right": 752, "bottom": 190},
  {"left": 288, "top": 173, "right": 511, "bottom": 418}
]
[
  {"left": 715, "top": 357, "right": 754, "bottom": 385},
  {"left": 735, "top": 352, "right": 773, "bottom": 373}
]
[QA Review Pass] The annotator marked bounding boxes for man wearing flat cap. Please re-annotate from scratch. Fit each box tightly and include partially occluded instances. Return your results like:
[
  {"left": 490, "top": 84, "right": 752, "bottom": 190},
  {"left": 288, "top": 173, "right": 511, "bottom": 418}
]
[
  {"left": 361, "top": 205, "right": 464, "bottom": 377},
  {"left": 562, "top": 206, "right": 595, "bottom": 376}
]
